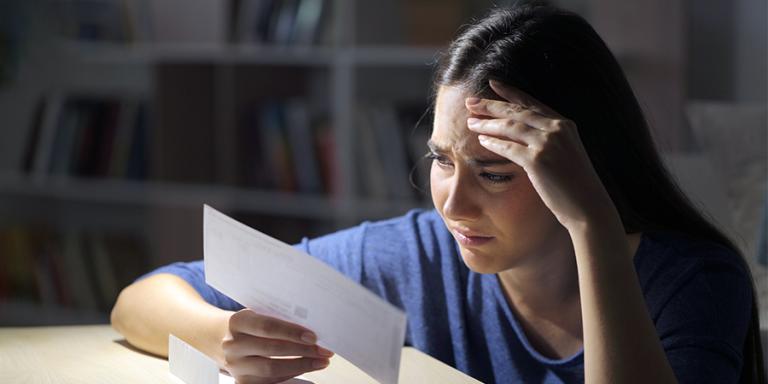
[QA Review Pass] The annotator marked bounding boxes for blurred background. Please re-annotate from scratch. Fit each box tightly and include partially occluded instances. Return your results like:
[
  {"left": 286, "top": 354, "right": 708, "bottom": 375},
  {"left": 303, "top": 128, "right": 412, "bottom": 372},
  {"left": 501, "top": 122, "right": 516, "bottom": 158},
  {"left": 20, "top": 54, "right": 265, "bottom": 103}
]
[{"left": 0, "top": 0, "right": 764, "bottom": 327}]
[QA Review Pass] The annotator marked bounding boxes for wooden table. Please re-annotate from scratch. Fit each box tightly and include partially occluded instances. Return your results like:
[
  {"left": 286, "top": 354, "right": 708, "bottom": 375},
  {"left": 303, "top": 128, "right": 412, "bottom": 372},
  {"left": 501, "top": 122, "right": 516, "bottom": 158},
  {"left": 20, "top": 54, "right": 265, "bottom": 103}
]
[{"left": 0, "top": 325, "right": 481, "bottom": 383}]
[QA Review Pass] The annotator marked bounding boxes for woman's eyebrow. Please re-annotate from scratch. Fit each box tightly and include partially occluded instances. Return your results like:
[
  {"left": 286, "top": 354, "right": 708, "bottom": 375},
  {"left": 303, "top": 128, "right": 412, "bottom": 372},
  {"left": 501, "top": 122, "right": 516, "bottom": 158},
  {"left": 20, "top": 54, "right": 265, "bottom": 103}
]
[
  {"left": 426, "top": 140, "right": 447, "bottom": 153},
  {"left": 469, "top": 158, "right": 513, "bottom": 167},
  {"left": 427, "top": 140, "right": 513, "bottom": 166}
]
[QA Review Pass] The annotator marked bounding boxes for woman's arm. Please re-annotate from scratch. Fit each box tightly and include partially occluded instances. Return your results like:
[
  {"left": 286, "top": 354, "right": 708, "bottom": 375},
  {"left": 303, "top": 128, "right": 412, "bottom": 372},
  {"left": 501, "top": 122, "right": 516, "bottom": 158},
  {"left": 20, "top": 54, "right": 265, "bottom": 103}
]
[
  {"left": 112, "top": 273, "right": 333, "bottom": 383},
  {"left": 570, "top": 216, "right": 677, "bottom": 383},
  {"left": 110, "top": 273, "right": 232, "bottom": 366},
  {"left": 466, "top": 80, "right": 678, "bottom": 383}
]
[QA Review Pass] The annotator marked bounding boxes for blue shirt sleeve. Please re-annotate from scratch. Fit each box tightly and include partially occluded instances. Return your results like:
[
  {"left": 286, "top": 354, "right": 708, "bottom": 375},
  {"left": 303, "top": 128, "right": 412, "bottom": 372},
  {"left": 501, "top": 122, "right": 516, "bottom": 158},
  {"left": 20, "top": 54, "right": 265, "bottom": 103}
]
[
  {"left": 137, "top": 261, "right": 244, "bottom": 311},
  {"left": 135, "top": 224, "right": 370, "bottom": 312}
]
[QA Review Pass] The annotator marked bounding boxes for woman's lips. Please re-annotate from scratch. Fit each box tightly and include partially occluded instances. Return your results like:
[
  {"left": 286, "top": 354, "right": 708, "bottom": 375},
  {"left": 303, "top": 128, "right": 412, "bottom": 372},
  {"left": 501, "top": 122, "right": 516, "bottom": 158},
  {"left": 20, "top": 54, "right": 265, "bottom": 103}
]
[{"left": 452, "top": 229, "right": 494, "bottom": 247}]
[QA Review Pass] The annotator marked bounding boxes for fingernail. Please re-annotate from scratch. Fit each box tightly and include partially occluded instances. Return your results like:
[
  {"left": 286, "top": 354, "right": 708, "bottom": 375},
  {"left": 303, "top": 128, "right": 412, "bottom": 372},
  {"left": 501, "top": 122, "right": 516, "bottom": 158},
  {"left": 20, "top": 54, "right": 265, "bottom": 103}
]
[
  {"left": 466, "top": 97, "right": 480, "bottom": 105},
  {"left": 313, "top": 359, "right": 330, "bottom": 369},
  {"left": 318, "top": 347, "right": 334, "bottom": 357},
  {"left": 478, "top": 135, "right": 490, "bottom": 143},
  {"left": 301, "top": 332, "right": 316, "bottom": 344},
  {"left": 467, "top": 117, "right": 479, "bottom": 127}
]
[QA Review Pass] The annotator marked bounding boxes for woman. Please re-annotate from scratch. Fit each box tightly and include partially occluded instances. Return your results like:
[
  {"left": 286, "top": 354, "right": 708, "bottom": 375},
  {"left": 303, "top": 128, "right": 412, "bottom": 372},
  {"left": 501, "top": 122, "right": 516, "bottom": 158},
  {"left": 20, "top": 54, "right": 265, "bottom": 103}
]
[{"left": 111, "top": 3, "right": 764, "bottom": 383}]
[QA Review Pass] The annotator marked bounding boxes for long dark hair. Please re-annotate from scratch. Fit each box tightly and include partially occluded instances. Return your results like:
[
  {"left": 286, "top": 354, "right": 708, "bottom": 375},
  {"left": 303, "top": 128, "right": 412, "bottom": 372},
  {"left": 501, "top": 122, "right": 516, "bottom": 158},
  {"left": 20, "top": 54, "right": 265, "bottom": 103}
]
[{"left": 432, "top": 2, "right": 764, "bottom": 382}]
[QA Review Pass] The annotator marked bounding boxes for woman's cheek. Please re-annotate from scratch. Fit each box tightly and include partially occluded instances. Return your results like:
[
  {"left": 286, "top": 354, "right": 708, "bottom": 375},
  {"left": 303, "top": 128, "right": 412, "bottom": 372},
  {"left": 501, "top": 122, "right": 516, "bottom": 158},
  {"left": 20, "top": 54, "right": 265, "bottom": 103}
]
[
  {"left": 430, "top": 163, "right": 448, "bottom": 211},
  {"left": 489, "top": 181, "right": 549, "bottom": 228}
]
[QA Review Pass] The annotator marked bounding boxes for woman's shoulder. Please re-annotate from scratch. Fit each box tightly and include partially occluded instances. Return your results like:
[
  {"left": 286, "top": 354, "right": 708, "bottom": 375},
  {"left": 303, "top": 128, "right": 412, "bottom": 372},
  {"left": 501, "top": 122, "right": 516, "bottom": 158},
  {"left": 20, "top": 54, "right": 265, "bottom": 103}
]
[
  {"left": 636, "top": 230, "right": 746, "bottom": 272},
  {"left": 358, "top": 210, "right": 469, "bottom": 283},
  {"left": 363, "top": 208, "right": 446, "bottom": 232},
  {"left": 361, "top": 208, "right": 450, "bottom": 241},
  {"left": 634, "top": 230, "right": 753, "bottom": 318},
  {"left": 303, "top": 209, "right": 450, "bottom": 254}
]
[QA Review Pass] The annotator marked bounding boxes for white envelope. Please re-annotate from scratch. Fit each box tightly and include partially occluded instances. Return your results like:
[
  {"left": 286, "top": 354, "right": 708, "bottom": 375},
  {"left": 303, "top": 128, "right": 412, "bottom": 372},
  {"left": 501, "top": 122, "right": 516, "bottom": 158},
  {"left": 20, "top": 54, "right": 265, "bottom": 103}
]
[
  {"left": 168, "top": 334, "right": 309, "bottom": 384},
  {"left": 202, "top": 205, "right": 407, "bottom": 384}
]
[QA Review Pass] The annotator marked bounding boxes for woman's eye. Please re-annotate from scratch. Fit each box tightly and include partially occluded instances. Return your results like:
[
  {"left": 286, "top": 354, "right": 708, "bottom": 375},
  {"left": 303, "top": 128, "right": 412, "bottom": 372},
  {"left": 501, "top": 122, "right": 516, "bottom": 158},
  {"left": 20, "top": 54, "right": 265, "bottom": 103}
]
[
  {"left": 481, "top": 172, "right": 513, "bottom": 184},
  {"left": 426, "top": 153, "right": 453, "bottom": 167}
]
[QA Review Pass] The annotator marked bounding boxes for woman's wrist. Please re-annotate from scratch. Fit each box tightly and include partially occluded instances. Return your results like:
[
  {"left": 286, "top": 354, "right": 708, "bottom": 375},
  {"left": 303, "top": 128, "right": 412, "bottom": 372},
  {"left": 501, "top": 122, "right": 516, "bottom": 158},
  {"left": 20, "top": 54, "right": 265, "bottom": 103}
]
[
  {"left": 565, "top": 205, "right": 633, "bottom": 270},
  {"left": 565, "top": 205, "right": 624, "bottom": 240},
  {"left": 205, "top": 309, "right": 235, "bottom": 367}
]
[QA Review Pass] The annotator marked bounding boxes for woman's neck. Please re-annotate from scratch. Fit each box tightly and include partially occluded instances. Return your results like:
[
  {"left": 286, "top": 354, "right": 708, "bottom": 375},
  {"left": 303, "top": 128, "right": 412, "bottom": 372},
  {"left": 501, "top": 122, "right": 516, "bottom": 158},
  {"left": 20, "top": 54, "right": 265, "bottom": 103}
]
[
  {"left": 497, "top": 231, "right": 643, "bottom": 317},
  {"left": 496, "top": 229, "right": 581, "bottom": 317}
]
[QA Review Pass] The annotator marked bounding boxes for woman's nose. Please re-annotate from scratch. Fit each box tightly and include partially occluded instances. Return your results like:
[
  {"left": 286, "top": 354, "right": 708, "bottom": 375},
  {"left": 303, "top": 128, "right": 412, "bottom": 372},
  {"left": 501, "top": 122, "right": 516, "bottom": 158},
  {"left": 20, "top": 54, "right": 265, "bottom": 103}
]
[{"left": 442, "top": 172, "right": 482, "bottom": 222}]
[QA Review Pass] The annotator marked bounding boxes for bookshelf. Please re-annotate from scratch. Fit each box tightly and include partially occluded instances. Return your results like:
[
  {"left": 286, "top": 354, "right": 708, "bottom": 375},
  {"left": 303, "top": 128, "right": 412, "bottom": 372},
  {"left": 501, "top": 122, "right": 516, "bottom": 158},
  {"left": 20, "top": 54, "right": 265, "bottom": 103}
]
[
  {"left": 0, "top": 0, "right": 504, "bottom": 325},
  {"left": 3, "top": 0, "right": 653, "bottom": 325}
]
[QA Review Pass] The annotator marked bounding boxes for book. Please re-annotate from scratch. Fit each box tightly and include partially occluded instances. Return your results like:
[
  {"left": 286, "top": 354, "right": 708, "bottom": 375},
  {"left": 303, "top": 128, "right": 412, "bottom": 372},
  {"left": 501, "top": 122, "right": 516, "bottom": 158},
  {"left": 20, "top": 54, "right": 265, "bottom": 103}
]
[
  {"left": 259, "top": 102, "right": 296, "bottom": 191},
  {"left": 59, "top": 229, "right": 100, "bottom": 310},
  {"left": 355, "top": 107, "right": 388, "bottom": 199},
  {"left": 28, "top": 95, "right": 150, "bottom": 180},
  {"left": 48, "top": 98, "right": 85, "bottom": 176},
  {"left": 108, "top": 99, "right": 139, "bottom": 178},
  {"left": 125, "top": 102, "right": 150, "bottom": 180},
  {"left": 32, "top": 92, "right": 65, "bottom": 180},
  {"left": 235, "top": 0, "right": 328, "bottom": 46},
  {"left": 368, "top": 104, "right": 413, "bottom": 199},
  {"left": 268, "top": 0, "right": 300, "bottom": 45},
  {"left": 314, "top": 120, "right": 337, "bottom": 195},
  {"left": 284, "top": 99, "right": 322, "bottom": 193},
  {"left": 87, "top": 233, "right": 120, "bottom": 311},
  {"left": 293, "top": 0, "right": 326, "bottom": 45},
  {"left": 21, "top": 99, "right": 46, "bottom": 174},
  {"left": 30, "top": 229, "right": 59, "bottom": 307}
]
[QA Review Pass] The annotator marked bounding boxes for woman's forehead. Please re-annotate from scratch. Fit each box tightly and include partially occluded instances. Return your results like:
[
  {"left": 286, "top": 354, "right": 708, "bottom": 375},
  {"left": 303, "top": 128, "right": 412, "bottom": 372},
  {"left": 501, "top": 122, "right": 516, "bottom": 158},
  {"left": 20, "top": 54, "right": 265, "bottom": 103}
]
[
  {"left": 431, "top": 86, "right": 516, "bottom": 168},
  {"left": 432, "top": 86, "right": 487, "bottom": 153},
  {"left": 434, "top": 85, "right": 473, "bottom": 118}
]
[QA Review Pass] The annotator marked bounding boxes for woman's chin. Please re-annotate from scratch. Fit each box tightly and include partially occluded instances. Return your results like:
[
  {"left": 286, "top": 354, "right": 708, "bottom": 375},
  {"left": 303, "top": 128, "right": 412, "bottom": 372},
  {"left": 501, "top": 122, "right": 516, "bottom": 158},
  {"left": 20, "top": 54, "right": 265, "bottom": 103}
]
[{"left": 459, "top": 247, "right": 504, "bottom": 274}]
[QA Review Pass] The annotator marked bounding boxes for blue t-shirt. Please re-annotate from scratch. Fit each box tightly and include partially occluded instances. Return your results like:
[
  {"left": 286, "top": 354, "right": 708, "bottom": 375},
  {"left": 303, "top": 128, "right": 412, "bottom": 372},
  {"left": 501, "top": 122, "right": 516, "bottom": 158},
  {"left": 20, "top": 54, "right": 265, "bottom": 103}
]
[{"left": 140, "top": 209, "right": 753, "bottom": 383}]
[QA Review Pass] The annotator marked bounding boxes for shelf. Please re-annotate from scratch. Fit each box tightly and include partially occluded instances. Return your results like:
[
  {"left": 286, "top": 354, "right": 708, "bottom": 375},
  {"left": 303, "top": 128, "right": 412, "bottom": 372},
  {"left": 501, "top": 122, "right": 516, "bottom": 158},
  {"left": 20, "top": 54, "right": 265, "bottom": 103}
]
[
  {"left": 58, "top": 41, "right": 442, "bottom": 67},
  {"left": 59, "top": 41, "right": 337, "bottom": 66},
  {"left": 343, "top": 46, "right": 442, "bottom": 66},
  {"left": 1, "top": 0, "right": 456, "bottom": 328},
  {"left": 0, "top": 174, "right": 428, "bottom": 220}
]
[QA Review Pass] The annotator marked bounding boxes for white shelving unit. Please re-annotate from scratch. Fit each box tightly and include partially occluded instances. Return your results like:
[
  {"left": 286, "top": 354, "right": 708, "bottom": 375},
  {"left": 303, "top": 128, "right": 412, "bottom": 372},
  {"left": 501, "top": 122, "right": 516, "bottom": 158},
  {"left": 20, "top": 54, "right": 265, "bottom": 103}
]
[
  {"left": 0, "top": 173, "right": 425, "bottom": 221},
  {"left": 0, "top": 0, "right": 469, "bottom": 324},
  {"left": 3, "top": 0, "right": 445, "bottom": 222},
  {"left": 59, "top": 41, "right": 441, "bottom": 66},
  {"left": 0, "top": 0, "right": 607, "bottom": 325}
]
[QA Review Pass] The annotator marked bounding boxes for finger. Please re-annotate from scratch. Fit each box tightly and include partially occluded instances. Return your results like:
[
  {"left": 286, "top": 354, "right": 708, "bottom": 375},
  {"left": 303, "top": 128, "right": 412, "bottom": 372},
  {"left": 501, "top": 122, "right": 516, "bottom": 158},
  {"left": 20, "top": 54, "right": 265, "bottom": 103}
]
[
  {"left": 489, "top": 79, "right": 561, "bottom": 117},
  {"left": 466, "top": 118, "right": 541, "bottom": 146},
  {"left": 230, "top": 310, "right": 318, "bottom": 345},
  {"left": 477, "top": 135, "right": 532, "bottom": 167},
  {"left": 465, "top": 98, "right": 551, "bottom": 131},
  {"left": 224, "top": 334, "right": 334, "bottom": 359},
  {"left": 227, "top": 355, "right": 330, "bottom": 379}
]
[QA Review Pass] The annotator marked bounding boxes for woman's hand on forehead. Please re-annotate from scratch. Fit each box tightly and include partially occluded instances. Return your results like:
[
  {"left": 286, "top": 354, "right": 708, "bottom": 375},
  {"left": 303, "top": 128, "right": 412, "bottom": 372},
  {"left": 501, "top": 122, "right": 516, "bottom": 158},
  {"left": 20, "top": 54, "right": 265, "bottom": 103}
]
[{"left": 464, "top": 79, "right": 616, "bottom": 230}]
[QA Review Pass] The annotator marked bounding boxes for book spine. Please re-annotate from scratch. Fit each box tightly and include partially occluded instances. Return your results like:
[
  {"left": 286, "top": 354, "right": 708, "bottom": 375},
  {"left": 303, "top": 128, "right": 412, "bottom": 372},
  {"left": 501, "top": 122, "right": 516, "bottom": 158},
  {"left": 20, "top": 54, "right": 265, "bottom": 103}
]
[
  {"left": 284, "top": 100, "right": 322, "bottom": 194},
  {"left": 33, "top": 93, "right": 65, "bottom": 181}
]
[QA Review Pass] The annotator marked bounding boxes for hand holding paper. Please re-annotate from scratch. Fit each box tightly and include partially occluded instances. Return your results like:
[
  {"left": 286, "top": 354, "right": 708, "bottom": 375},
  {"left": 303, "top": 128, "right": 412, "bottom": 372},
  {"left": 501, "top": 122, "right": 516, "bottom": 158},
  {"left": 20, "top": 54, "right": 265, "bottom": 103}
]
[
  {"left": 169, "top": 334, "right": 312, "bottom": 384},
  {"left": 203, "top": 205, "right": 407, "bottom": 384},
  {"left": 221, "top": 308, "right": 334, "bottom": 381}
]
